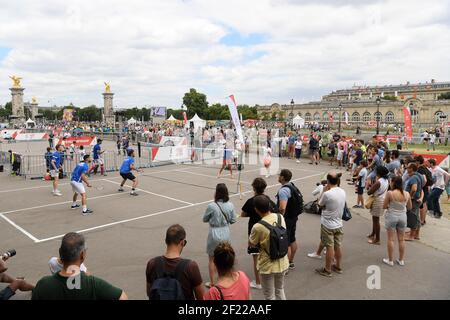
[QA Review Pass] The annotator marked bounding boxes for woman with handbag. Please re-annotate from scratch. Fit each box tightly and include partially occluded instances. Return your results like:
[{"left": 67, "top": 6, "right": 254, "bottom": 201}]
[
  {"left": 366, "top": 166, "right": 389, "bottom": 245},
  {"left": 203, "top": 184, "right": 237, "bottom": 288}
]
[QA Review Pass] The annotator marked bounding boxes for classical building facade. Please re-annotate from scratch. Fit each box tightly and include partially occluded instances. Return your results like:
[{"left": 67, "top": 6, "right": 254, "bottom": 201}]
[{"left": 258, "top": 80, "right": 450, "bottom": 126}]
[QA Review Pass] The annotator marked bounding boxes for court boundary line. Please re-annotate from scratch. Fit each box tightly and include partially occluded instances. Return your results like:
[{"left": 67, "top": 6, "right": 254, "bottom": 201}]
[
  {"left": 2, "top": 171, "right": 324, "bottom": 243},
  {"left": 174, "top": 169, "right": 251, "bottom": 185},
  {"left": 103, "top": 179, "right": 193, "bottom": 205}
]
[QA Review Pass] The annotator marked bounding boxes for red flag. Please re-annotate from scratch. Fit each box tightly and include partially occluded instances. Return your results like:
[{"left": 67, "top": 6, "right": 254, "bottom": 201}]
[
  {"left": 182, "top": 112, "right": 187, "bottom": 125},
  {"left": 403, "top": 107, "right": 413, "bottom": 141}
]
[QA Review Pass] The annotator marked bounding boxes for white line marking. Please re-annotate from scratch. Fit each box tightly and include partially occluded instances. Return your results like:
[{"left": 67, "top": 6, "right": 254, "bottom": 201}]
[
  {"left": 0, "top": 214, "right": 40, "bottom": 242},
  {"left": 33, "top": 172, "right": 323, "bottom": 243},
  {"left": 0, "top": 193, "right": 126, "bottom": 215},
  {"left": 175, "top": 169, "right": 251, "bottom": 185},
  {"left": 103, "top": 179, "right": 193, "bottom": 205}
]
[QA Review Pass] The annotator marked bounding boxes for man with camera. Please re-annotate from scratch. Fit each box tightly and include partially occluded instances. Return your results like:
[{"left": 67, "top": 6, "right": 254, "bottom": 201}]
[{"left": 0, "top": 250, "right": 35, "bottom": 300}]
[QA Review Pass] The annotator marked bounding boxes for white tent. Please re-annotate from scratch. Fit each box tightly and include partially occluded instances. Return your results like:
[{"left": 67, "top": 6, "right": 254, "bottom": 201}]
[
  {"left": 167, "top": 115, "right": 177, "bottom": 122},
  {"left": 292, "top": 115, "right": 305, "bottom": 128},
  {"left": 26, "top": 118, "right": 36, "bottom": 129},
  {"left": 188, "top": 113, "right": 206, "bottom": 129},
  {"left": 127, "top": 117, "right": 137, "bottom": 125}
]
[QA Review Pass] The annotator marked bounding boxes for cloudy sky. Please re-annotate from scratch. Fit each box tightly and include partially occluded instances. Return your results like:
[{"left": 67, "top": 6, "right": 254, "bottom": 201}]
[{"left": 0, "top": 0, "right": 449, "bottom": 108}]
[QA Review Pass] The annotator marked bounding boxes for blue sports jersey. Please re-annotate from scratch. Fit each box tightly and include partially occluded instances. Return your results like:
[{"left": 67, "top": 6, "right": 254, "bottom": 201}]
[
  {"left": 51, "top": 152, "right": 62, "bottom": 169},
  {"left": 120, "top": 157, "right": 135, "bottom": 174},
  {"left": 71, "top": 163, "right": 89, "bottom": 183},
  {"left": 93, "top": 144, "right": 101, "bottom": 159}
]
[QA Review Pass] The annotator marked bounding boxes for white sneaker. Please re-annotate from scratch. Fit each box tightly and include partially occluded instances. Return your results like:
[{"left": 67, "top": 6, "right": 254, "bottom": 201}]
[
  {"left": 383, "top": 258, "right": 394, "bottom": 266},
  {"left": 265, "top": 175, "right": 270, "bottom": 178},
  {"left": 396, "top": 259, "right": 405, "bottom": 266},
  {"left": 250, "top": 280, "right": 262, "bottom": 290},
  {"left": 53, "top": 191, "right": 62, "bottom": 196},
  {"left": 296, "top": 160, "right": 300, "bottom": 163},
  {"left": 307, "top": 252, "right": 322, "bottom": 259}
]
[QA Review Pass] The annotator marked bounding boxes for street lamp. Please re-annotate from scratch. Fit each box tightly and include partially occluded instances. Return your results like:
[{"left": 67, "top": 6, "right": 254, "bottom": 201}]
[
  {"left": 289, "top": 99, "right": 294, "bottom": 129},
  {"left": 376, "top": 97, "right": 381, "bottom": 134},
  {"left": 338, "top": 102, "right": 343, "bottom": 133}
]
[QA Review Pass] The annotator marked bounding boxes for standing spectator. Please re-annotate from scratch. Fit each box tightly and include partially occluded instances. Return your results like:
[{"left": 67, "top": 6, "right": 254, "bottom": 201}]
[
  {"left": 354, "top": 160, "right": 368, "bottom": 208},
  {"left": 146, "top": 224, "right": 204, "bottom": 300},
  {"left": 77, "top": 145, "right": 86, "bottom": 162},
  {"left": 32, "top": 232, "right": 128, "bottom": 300},
  {"left": 48, "top": 132, "right": 54, "bottom": 149},
  {"left": 386, "top": 150, "right": 401, "bottom": 179},
  {"left": 241, "top": 178, "right": 277, "bottom": 290},
  {"left": 203, "top": 243, "right": 251, "bottom": 300},
  {"left": 415, "top": 156, "right": 432, "bottom": 226},
  {"left": 294, "top": 135, "right": 303, "bottom": 163},
  {"left": 367, "top": 166, "right": 389, "bottom": 245},
  {"left": 122, "top": 135, "right": 129, "bottom": 155},
  {"left": 316, "top": 172, "right": 346, "bottom": 277},
  {"left": 328, "top": 140, "right": 336, "bottom": 166},
  {"left": 116, "top": 135, "right": 121, "bottom": 155},
  {"left": 203, "top": 184, "right": 237, "bottom": 287},
  {"left": 277, "top": 169, "right": 303, "bottom": 270},
  {"left": 382, "top": 176, "right": 412, "bottom": 266},
  {"left": 396, "top": 136, "right": 402, "bottom": 150},
  {"left": 309, "top": 134, "right": 319, "bottom": 165},
  {"left": 404, "top": 163, "right": 424, "bottom": 241},
  {"left": 249, "top": 195, "right": 289, "bottom": 300},
  {"left": 44, "top": 147, "right": 52, "bottom": 172},
  {"left": 287, "top": 133, "right": 295, "bottom": 159},
  {"left": 50, "top": 144, "right": 64, "bottom": 196},
  {"left": 427, "top": 159, "right": 450, "bottom": 219},
  {"left": 428, "top": 132, "right": 436, "bottom": 151}
]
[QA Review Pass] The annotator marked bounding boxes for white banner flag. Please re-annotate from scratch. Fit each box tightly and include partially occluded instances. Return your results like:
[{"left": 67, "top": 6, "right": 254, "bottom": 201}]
[{"left": 227, "top": 95, "right": 243, "bottom": 142}]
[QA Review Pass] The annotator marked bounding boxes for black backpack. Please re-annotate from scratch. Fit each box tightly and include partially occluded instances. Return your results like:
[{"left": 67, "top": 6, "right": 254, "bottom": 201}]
[
  {"left": 149, "top": 257, "right": 189, "bottom": 300},
  {"left": 277, "top": 183, "right": 304, "bottom": 219},
  {"left": 419, "top": 165, "right": 433, "bottom": 188},
  {"left": 258, "top": 214, "right": 289, "bottom": 260}
]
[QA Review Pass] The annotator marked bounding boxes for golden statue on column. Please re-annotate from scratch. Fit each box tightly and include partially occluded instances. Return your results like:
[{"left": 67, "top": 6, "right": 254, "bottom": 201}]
[{"left": 9, "top": 75, "right": 22, "bottom": 88}]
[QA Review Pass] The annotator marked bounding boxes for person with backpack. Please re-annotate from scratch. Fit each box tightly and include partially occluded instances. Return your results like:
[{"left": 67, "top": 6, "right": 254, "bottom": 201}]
[
  {"left": 146, "top": 224, "right": 204, "bottom": 300},
  {"left": 404, "top": 163, "right": 425, "bottom": 242},
  {"left": 316, "top": 172, "right": 346, "bottom": 277},
  {"left": 241, "top": 178, "right": 278, "bottom": 290},
  {"left": 203, "top": 184, "right": 237, "bottom": 288},
  {"left": 276, "top": 169, "right": 303, "bottom": 270},
  {"left": 203, "top": 242, "right": 251, "bottom": 300},
  {"left": 249, "top": 195, "right": 289, "bottom": 300}
]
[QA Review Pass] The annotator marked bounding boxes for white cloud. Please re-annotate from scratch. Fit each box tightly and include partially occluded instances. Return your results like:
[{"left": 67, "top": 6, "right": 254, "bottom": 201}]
[{"left": 0, "top": 0, "right": 449, "bottom": 108}]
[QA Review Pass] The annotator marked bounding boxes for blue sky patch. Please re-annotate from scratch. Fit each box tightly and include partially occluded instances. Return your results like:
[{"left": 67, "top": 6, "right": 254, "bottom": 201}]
[
  {"left": 220, "top": 30, "right": 268, "bottom": 47},
  {"left": 0, "top": 46, "right": 11, "bottom": 61}
]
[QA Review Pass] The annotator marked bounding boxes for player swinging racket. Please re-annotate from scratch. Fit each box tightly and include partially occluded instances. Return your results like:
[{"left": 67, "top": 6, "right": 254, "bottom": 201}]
[
  {"left": 88, "top": 138, "right": 107, "bottom": 176},
  {"left": 70, "top": 154, "right": 94, "bottom": 215},
  {"left": 50, "top": 144, "right": 64, "bottom": 196},
  {"left": 118, "top": 149, "right": 141, "bottom": 196}
]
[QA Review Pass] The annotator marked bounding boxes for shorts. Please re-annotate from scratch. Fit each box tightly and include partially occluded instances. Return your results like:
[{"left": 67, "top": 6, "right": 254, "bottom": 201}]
[
  {"left": 285, "top": 218, "right": 298, "bottom": 244},
  {"left": 320, "top": 225, "right": 343, "bottom": 248},
  {"left": 70, "top": 181, "right": 86, "bottom": 194},
  {"left": 223, "top": 150, "right": 232, "bottom": 162},
  {"left": 0, "top": 286, "right": 15, "bottom": 301},
  {"left": 385, "top": 213, "right": 407, "bottom": 231},
  {"left": 50, "top": 169, "right": 60, "bottom": 178},
  {"left": 406, "top": 200, "right": 421, "bottom": 229},
  {"left": 309, "top": 148, "right": 318, "bottom": 156},
  {"left": 352, "top": 163, "right": 358, "bottom": 171},
  {"left": 93, "top": 158, "right": 104, "bottom": 166},
  {"left": 120, "top": 172, "right": 136, "bottom": 181},
  {"left": 357, "top": 185, "right": 365, "bottom": 195}
]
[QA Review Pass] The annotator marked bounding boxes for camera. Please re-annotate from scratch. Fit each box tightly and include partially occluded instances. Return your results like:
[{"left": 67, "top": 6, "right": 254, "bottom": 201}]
[
  {"left": 247, "top": 246, "right": 260, "bottom": 255},
  {"left": 2, "top": 249, "right": 16, "bottom": 260}
]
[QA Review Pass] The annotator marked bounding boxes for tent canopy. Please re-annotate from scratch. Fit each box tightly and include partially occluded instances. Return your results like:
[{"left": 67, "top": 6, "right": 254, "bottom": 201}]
[
  {"left": 188, "top": 113, "right": 206, "bottom": 129},
  {"left": 127, "top": 117, "right": 137, "bottom": 125},
  {"left": 292, "top": 115, "right": 305, "bottom": 128},
  {"left": 167, "top": 115, "right": 177, "bottom": 122},
  {"left": 26, "top": 118, "right": 35, "bottom": 124}
]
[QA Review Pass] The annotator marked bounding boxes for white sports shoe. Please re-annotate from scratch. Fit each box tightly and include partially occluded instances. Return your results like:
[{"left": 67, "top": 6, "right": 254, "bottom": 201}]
[
  {"left": 296, "top": 160, "right": 300, "bottom": 163},
  {"left": 396, "top": 259, "right": 405, "bottom": 266},
  {"left": 383, "top": 258, "right": 394, "bottom": 266},
  {"left": 307, "top": 252, "right": 322, "bottom": 259},
  {"left": 250, "top": 280, "right": 262, "bottom": 290},
  {"left": 53, "top": 191, "right": 62, "bottom": 196}
]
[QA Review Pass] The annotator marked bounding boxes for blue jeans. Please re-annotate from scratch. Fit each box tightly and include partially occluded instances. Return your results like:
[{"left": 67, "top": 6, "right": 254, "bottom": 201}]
[{"left": 427, "top": 188, "right": 444, "bottom": 215}]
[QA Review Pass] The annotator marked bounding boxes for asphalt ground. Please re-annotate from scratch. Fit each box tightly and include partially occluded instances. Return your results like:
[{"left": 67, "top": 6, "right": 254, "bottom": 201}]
[{"left": 1, "top": 144, "right": 449, "bottom": 300}]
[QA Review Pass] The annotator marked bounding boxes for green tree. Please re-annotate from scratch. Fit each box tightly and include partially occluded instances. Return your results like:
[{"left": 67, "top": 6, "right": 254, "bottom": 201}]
[
  {"left": 0, "top": 102, "right": 12, "bottom": 120},
  {"left": 438, "top": 92, "right": 450, "bottom": 100},
  {"left": 205, "top": 103, "right": 230, "bottom": 120},
  {"left": 78, "top": 105, "right": 101, "bottom": 122},
  {"left": 183, "top": 88, "right": 208, "bottom": 118},
  {"left": 383, "top": 95, "right": 398, "bottom": 101},
  {"left": 167, "top": 109, "right": 184, "bottom": 120},
  {"left": 237, "top": 105, "right": 258, "bottom": 120}
]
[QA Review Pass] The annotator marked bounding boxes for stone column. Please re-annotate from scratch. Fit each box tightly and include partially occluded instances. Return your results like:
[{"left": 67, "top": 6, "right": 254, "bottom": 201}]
[
  {"left": 30, "top": 102, "right": 39, "bottom": 120},
  {"left": 10, "top": 87, "right": 25, "bottom": 125},
  {"left": 103, "top": 92, "right": 115, "bottom": 125}
]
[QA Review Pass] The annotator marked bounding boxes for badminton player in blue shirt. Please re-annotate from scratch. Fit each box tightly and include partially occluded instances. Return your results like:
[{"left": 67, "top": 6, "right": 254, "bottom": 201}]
[
  {"left": 71, "top": 154, "right": 93, "bottom": 215},
  {"left": 118, "top": 149, "right": 141, "bottom": 196}
]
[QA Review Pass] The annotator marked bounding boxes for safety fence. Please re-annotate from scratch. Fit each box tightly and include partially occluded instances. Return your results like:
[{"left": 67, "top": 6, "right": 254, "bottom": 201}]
[{"left": 15, "top": 145, "right": 226, "bottom": 179}]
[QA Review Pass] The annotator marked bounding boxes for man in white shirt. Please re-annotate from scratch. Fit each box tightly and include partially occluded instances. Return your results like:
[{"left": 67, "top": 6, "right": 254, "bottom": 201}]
[
  {"left": 428, "top": 133, "right": 436, "bottom": 151},
  {"left": 316, "top": 172, "right": 346, "bottom": 277},
  {"left": 427, "top": 159, "right": 450, "bottom": 218}
]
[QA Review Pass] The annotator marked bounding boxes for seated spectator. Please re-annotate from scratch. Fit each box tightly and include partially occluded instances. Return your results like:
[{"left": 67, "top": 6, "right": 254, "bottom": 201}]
[
  {"left": 48, "top": 257, "right": 87, "bottom": 275},
  {"left": 32, "top": 232, "right": 127, "bottom": 300},
  {"left": 203, "top": 242, "right": 251, "bottom": 300},
  {"left": 0, "top": 252, "right": 34, "bottom": 300},
  {"left": 146, "top": 224, "right": 204, "bottom": 300}
]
